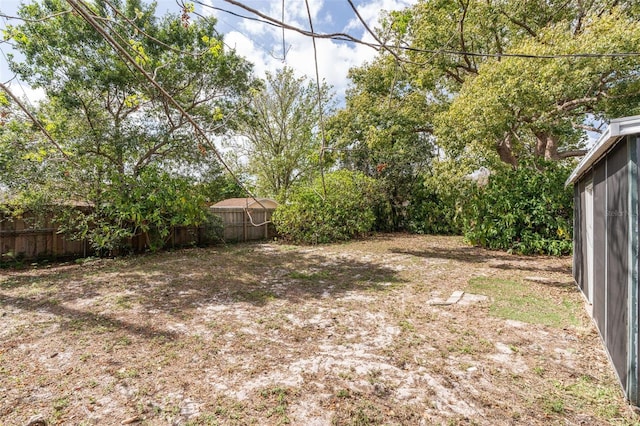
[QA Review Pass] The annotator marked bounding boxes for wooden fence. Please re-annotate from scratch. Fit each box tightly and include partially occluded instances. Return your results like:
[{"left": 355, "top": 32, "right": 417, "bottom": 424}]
[
  {"left": 0, "top": 214, "right": 89, "bottom": 261},
  {"left": 0, "top": 211, "right": 208, "bottom": 261},
  {"left": 211, "top": 207, "right": 277, "bottom": 242},
  {"left": 1, "top": 207, "right": 276, "bottom": 261}
]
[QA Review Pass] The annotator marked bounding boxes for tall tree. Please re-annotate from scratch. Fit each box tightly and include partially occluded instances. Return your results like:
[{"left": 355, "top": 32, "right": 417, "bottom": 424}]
[
  {"left": 327, "top": 56, "right": 435, "bottom": 230},
  {"left": 384, "top": 0, "right": 640, "bottom": 166},
  {"left": 3, "top": 0, "right": 257, "bottom": 251},
  {"left": 233, "top": 67, "right": 334, "bottom": 201}
]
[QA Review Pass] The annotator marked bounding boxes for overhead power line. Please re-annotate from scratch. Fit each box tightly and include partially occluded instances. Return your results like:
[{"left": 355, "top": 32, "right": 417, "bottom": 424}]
[
  {"left": 303, "top": 0, "right": 327, "bottom": 197},
  {"left": 206, "top": 0, "right": 640, "bottom": 60},
  {"left": 52, "top": 0, "right": 270, "bottom": 211},
  {"left": 4, "top": 3, "right": 640, "bottom": 60}
]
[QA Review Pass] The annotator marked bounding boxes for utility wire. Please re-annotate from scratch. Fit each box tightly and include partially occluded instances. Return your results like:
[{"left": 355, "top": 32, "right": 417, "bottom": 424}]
[
  {"left": 208, "top": 0, "right": 640, "bottom": 60},
  {"left": 99, "top": 0, "right": 205, "bottom": 58},
  {"left": 303, "top": 0, "right": 327, "bottom": 198},
  {"left": 0, "top": 47, "right": 36, "bottom": 108},
  {"left": 0, "top": 81, "right": 77, "bottom": 166},
  {"left": 346, "top": 0, "right": 402, "bottom": 64},
  {"left": 218, "top": 0, "right": 379, "bottom": 48},
  {"left": 281, "top": 0, "right": 286, "bottom": 62},
  {"left": 4, "top": 3, "right": 640, "bottom": 60},
  {"left": 64, "top": 0, "right": 269, "bottom": 212}
]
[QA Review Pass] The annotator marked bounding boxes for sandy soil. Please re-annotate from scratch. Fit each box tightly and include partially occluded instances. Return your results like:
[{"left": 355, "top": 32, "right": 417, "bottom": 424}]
[{"left": 0, "top": 234, "right": 638, "bottom": 425}]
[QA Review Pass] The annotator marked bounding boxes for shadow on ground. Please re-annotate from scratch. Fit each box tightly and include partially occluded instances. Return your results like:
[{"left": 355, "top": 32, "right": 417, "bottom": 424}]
[
  {"left": 0, "top": 243, "right": 405, "bottom": 340},
  {"left": 391, "top": 246, "right": 570, "bottom": 274}
]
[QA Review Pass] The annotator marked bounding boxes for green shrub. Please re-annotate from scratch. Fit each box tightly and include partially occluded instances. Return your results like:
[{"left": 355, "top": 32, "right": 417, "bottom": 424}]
[
  {"left": 201, "top": 210, "right": 225, "bottom": 245},
  {"left": 462, "top": 160, "right": 573, "bottom": 255},
  {"left": 56, "top": 168, "right": 208, "bottom": 254},
  {"left": 272, "top": 170, "right": 381, "bottom": 243},
  {"left": 407, "top": 159, "right": 474, "bottom": 235}
]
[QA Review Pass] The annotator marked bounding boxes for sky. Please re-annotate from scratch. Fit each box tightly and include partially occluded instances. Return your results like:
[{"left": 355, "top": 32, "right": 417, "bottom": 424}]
[{"left": 0, "top": 0, "right": 417, "bottom": 104}]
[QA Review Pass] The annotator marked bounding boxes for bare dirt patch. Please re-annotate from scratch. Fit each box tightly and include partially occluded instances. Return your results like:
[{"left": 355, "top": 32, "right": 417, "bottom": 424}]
[{"left": 1, "top": 234, "right": 637, "bottom": 425}]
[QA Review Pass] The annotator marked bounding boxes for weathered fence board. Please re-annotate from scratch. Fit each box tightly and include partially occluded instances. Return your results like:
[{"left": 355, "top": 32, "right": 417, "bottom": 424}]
[
  {"left": 211, "top": 207, "right": 276, "bottom": 242},
  {"left": 1, "top": 203, "right": 277, "bottom": 261},
  {"left": 0, "top": 213, "right": 201, "bottom": 261}
]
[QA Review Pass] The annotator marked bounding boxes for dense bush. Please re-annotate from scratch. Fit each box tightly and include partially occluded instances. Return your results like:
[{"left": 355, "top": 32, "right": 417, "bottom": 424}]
[
  {"left": 407, "top": 184, "right": 462, "bottom": 235},
  {"left": 272, "top": 170, "right": 382, "bottom": 243},
  {"left": 56, "top": 168, "right": 209, "bottom": 254},
  {"left": 463, "top": 160, "right": 573, "bottom": 255},
  {"left": 201, "top": 210, "right": 225, "bottom": 245},
  {"left": 407, "top": 160, "right": 474, "bottom": 235}
]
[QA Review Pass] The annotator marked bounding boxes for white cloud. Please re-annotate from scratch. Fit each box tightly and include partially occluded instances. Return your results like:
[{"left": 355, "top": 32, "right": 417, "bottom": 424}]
[
  {"left": 199, "top": 0, "right": 218, "bottom": 18},
  {"left": 344, "top": 0, "right": 416, "bottom": 33},
  {"left": 225, "top": 30, "right": 280, "bottom": 78},
  {"left": 0, "top": 0, "right": 417, "bottom": 106},
  {"left": 216, "top": 0, "right": 416, "bottom": 103}
]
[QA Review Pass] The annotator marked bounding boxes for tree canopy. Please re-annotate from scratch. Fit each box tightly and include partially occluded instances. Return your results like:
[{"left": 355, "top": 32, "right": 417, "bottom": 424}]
[
  {"left": 2, "top": 0, "right": 257, "bottom": 251},
  {"left": 327, "top": 56, "right": 435, "bottom": 230},
  {"left": 232, "top": 67, "right": 334, "bottom": 202},
  {"left": 380, "top": 0, "right": 640, "bottom": 166},
  {"left": 3, "top": 0, "right": 640, "bottom": 252}
]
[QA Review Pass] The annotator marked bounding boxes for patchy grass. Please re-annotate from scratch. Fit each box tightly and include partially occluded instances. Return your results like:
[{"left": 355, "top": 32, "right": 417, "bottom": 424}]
[
  {"left": 0, "top": 234, "right": 637, "bottom": 425},
  {"left": 468, "top": 276, "right": 583, "bottom": 328}
]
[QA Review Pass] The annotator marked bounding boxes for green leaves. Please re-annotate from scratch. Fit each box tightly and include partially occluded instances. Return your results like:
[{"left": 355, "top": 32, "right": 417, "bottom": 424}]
[
  {"left": 56, "top": 168, "right": 208, "bottom": 253},
  {"left": 328, "top": 56, "right": 435, "bottom": 231},
  {"left": 389, "top": 1, "right": 640, "bottom": 166},
  {"left": 4, "top": 0, "right": 256, "bottom": 253},
  {"left": 462, "top": 161, "right": 574, "bottom": 255},
  {"left": 234, "top": 67, "right": 334, "bottom": 202},
  {"left": 273, "top": 170, "right": 382, "bottom": 244}
]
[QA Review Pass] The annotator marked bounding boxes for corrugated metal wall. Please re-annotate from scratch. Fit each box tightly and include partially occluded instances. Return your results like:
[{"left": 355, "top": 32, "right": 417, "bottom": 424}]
[
  {"left": 573, "top": 184, "right": 583, "bottom": 294},
  {"left": 574, "top": 136, "right": 640, "bottom": 405},
  {"left": 606, "top": 140, "right": 630, "bottom": 388},
  {"left": 593, "top": 161, "right": 607, "bottom": 335}
]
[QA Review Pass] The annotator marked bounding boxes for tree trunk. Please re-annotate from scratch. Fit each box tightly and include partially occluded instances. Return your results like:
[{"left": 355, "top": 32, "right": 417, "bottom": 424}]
[
  {"left": 533, "top": 131, "right": 561, "bottom": 161},
  {"left": 544, "top": 134, "right": 560, "bottom": 161},
  {"left": 534, "top": 131, "right": 547, "bottom": 158},
  {"left": 497, "top": 135, "right": 518, "bottom": 168}
]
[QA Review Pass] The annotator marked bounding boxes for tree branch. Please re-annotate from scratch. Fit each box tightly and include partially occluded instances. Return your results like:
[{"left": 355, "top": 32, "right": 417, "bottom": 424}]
[
  {"left": 0, "top": 10, "right": 71, "bottom": 23},
  {"left": 499, "top": 11, "right": 537, "bottom": 38},
  {"left": 457, "top": 0, "right": 475, "bottom": 73},
  {"left": 572, "top": 123, "right": 603, "bottom": 133},
  {"left": 0, "top": 82, "right": 76, "bottom": 165},
  {"left": 557, "top": 96, "right": 599, "bottom": 112},
  {"left": 557, "top": 149, "right": 588, "bottom": 159}
]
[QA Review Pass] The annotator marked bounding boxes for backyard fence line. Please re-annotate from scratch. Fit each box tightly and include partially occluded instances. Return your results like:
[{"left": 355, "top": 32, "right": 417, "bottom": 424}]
[
  {"left": 211, "top": 207, "right": 276, "bottom": 243},
  {"left": 1, "top": 207, "right": 277, "bottom": 262},
  {"left": 0, "top": 214, "right": 89, "bottom": 260}
]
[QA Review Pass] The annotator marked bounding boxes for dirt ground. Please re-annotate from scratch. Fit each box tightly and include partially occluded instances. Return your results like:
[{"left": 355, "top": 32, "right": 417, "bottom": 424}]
[{"left": 1, "top": 234, "right": 639, "bottom": 425}]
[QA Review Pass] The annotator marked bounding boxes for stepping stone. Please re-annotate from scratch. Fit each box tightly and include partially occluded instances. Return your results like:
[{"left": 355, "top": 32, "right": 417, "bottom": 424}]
[
  {"left": 458, "top": 293, "right": 490, "bottom": 306},
  {"left": 428, "top": 290, "right": 465, "bottom": 305},
  {"left": 445, "top": 290, "right": 465, "bottom": 305}
]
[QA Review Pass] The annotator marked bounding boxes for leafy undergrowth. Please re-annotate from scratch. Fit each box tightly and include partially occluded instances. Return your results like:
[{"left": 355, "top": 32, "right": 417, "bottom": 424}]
[{"left": 0, "top": 234, "right": 637, "bottom": 425}]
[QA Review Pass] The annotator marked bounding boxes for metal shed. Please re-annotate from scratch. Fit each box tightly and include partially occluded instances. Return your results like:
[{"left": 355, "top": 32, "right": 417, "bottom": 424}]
[
  {"left": 567, "top": 115, "right": 640, "bottom": 405},
  {"left": 210, "top": 197, "right": 278, "bottom": 242}
]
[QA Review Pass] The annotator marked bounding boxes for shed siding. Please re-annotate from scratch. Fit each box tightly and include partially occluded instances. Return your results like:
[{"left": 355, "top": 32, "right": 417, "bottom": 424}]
[
  {"left": 573, "top": 184, "right": 583, "bottom": 292},
  {"left": 606, "top": 139, "right": 630, "bottom": 387},
  {"left": 630, "top": 135, "right": 640, "bottom": 402},
  {"left": 570, "top": 117, "right": 640, "bottom": 406},
  {"left": 593, "top": 160, "right": 607, "bottom": 335}
]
